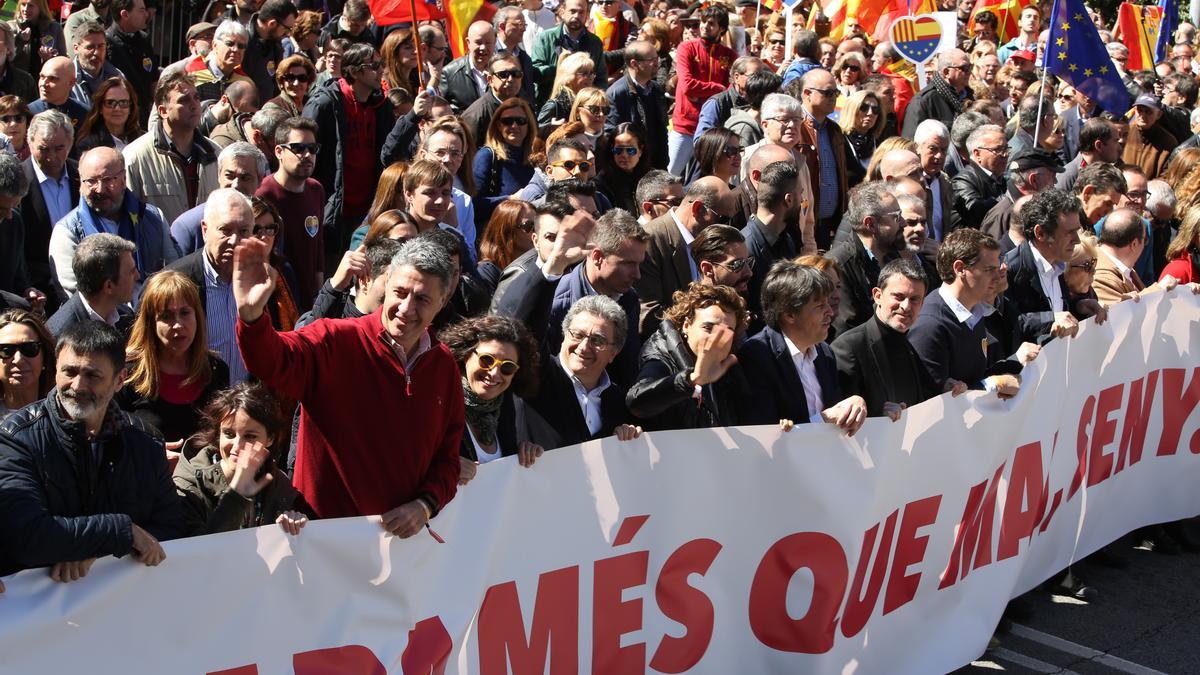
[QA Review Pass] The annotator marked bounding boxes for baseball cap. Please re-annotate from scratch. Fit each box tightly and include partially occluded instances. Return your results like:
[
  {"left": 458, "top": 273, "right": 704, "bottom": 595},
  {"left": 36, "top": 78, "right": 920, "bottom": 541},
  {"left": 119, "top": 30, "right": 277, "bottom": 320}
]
[{"left": 1009, "top": 147, "right": 1064, "bottom": 174}]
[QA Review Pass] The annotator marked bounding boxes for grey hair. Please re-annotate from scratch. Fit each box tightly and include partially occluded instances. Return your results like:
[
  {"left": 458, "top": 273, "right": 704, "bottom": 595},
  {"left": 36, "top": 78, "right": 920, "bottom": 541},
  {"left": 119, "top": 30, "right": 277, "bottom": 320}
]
[
  {"left": 965, "top": 123, "right": 1004, "bottom": 153},
  {"left": 761, "top": 260, "right": 834, "bottom": 331},
  {"left": 875, "top": 258, "right": 927, "bottom": 294},
  {"left": 389, "top": 237, "right": 455, "bottom": 293},
  {"left": 935, "top": 49, "right": 965, "bottom": 71},
  {"left": 913, "top": 119, "right": 949, "bottom": 145},
  {"left": 73, "top": 233, "right": 136, "bottom": 297},
  {"left": 1190, "top": 108, "right": 1200, "bottom": 126},
  {"left": 847, "top": 181, "right": 893, "bottom": 234},
  {"left": 214, "top": 19, "right": 251, "bottom": 43},
  {"left": 730, "top": 56, "right": 762, "bottom": 77},
  {"left": 1147, "top": 179, "right": 1176, "bottom": 212},
  {"left": 1107, "top": 42, "right": 1129, "bottom": 58},
  {"left": 895, "top": 192, "right": 925, "bottom": 214},
  {"left": 635, "top": 170, "right": 682, "bottom": 206},
  {"left": 218, "top": 141, "right": 269, "bottom": 179},
  {"left": 590, "top": 208, "right": 648, "bottom": 255},
  {"left": 760, "top": 93, "right": 802, "bottom": 121},
  {"left": 561, "top": 294, "right": 628, "bottom": 351},
  {"left": 1017, "top": 95, "right": 1050, "bottom": 133},
  {"left": 27, "top": 109, "right": 74, "bottom": 145},
  {"left": 203, "top": 187, "right": 253, "bottom": 224},
  {"left": 951, "top": 112, "right": 990, "bottom": 151},
  {"left": 492, "top": 4, "right": 522, "bottom": 30},
  {"left": 0, "top": 152, "right": 29, "bottom": 199}
]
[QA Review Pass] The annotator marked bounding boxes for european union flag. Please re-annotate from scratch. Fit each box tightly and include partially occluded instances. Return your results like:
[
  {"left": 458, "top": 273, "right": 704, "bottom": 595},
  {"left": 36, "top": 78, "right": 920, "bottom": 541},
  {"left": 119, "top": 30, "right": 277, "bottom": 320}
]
[
  {"left": 1041, "top": 0, "right": 1132, "bottom": 117},
  {"left": 1155, "top": 0, "right": 1179, "bottom": 64}
]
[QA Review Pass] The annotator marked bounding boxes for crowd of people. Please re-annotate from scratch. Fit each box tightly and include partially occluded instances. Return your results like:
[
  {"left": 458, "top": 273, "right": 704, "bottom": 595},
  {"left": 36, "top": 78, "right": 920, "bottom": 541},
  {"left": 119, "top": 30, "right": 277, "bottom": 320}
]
[{"left": 0, "top": 0, "right": 1197, "bottom": 639}]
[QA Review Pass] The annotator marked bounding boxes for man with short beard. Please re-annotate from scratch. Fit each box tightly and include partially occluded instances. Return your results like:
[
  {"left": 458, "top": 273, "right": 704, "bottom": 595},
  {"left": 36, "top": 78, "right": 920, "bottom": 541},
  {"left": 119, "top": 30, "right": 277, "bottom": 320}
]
[
  {"left": 0, "top": 320, "right": 184, "bottom": 579},
  {"left": 49, "top": 146, "right": 176, "bottom": 298},
  {"left": 257, "top": 116, "right": 325, "bottom": 311},
  {"left": 68, "top": 21, "right": 122, "bottom": 111},
  {"left": 896, "top": 193, "right": 940, "bottom": 291},
  {"left": 530, "top": 0, "right": 606, "bottom": 105},
  {"left": 690, "top": 224, "right": 753, "bottom": 299},
  {"left": 829, "top": 181, "right": 905, "bottom": 336},
  {"left": 832, "top": 258, "right": 962, "bottom": 419},
  {"left": 666, "top": 3, "right": 735, "bottom": 174}
]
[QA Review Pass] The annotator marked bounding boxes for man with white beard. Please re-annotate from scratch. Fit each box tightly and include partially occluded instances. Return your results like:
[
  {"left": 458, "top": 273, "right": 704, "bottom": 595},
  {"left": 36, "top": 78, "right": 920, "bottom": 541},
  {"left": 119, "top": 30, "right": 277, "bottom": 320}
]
[{"left": 0, "top": 321, "right": 185, "bottom": 582}]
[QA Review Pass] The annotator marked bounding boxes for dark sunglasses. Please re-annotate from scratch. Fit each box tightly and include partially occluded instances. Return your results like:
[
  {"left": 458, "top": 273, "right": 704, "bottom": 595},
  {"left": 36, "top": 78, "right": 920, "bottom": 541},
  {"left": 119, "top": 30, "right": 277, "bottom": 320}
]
[
  {"left": 1070, "top": 260, "right": 1098, "bottom": 272},
  {"left": 582, "top": 105, "right": 610, "bottom": 115},
  {"left": 860, "top": 103, "right": 880, "bottom": 114},
  {"left": 768, "top": 38, "right": 786, "bottom": 45},
  {"left": 282, "top": 72, "right": 311, "bottom": 84},
  {"left": 102, "top": 98, "right": 132, "bottom": 109},
  {"left": 492, "top": 69, "right": 523, "bottom": 80},
  {"left": 0, "top": 115, "right": 25, "bottom": 124},
  {"left": 716, "top": 256, "right": 755, "bottom": 272},
  {"left": 282, "top": 142, "right": 321, "bottom": 155},
  {"left": 844, "top": 64, "right": 861, "bottom": 72},
  {"left": 551, "top": 159, "right": 592, "bottom": 172},
  {"left": 499, "top": 116, "right": 529, "bottom": 127},
  {"left": 476, "top": 351, "right": 520, "bottom": 375},
  {"left": 721, "top": 145, "right": 743, "bottom": 158},
  {"left": 612, "top": 145, "right": 639, "bottom": 156},
  {"left": 0, "top": 341, "right": 41, "bottom": 359},
  {"left": 253, "top": 223, "right": 280, "bottom": 237}
]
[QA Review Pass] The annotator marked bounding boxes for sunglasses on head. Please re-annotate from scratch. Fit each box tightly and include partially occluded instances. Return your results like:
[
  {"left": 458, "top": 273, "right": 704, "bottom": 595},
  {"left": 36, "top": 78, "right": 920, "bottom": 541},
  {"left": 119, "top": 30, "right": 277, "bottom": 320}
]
[
  {"left": 475, "top": 351, "right": 520, "bottom": 375},
  {"left": 0, "top": 341, "right": 40, "bottom": 359},
  {"left": 551, "top": 159, "right": 592, "bottom": 172},
  {"left": 499, "top": 116, "right": 529, "bottom": 127}
]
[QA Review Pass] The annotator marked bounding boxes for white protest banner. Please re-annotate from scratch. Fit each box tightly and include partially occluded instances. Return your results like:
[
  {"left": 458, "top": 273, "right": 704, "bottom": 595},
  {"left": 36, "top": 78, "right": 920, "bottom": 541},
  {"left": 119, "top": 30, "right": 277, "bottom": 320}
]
[{"left": 0, "top": 292, "right": 1197, "bottom": 674}]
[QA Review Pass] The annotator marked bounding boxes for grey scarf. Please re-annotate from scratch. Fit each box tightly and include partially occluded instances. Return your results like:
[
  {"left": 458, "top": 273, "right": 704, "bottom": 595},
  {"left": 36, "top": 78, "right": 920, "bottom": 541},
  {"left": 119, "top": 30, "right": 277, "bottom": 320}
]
[{"left": 462, "top": 377, "right": 504, "bottom": 446}]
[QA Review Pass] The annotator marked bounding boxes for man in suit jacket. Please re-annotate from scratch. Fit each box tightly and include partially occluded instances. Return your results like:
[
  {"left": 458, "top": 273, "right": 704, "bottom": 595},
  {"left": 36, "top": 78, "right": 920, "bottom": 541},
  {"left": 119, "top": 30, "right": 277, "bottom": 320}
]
[
  {"left": 515, "top": 295, "right": 633, "bottom": 450},
  {"left": 1093, "top": 207, "right": 1154, "bottom": 305},
  {"left": 832, "top": 258, "right": 959, "bottom": 419},
  {"left": 21, "top": 116, "right": 80, "bottom": 305},
  {"left": 952, "top": 123, "right": 1007, "bottom": 226},
  {"left": 45, "top": 233, "right": 136, "bottom": 338},
  {"left": 493, "top": 5, "right": 537, "bottom": 104},
  {"left": 605, "top": 40, "right": 669, "bottom": 170},
  {"left": 829, "top": 181, "right": 903, "bottom": 337},
  {"left": 1002, "top": 188, "right": 1106, "bottom": 344},
  {"left": 635, "top": 176, "right": 733, "bottom": 340},
  {"left": 440, "top": 22, "right": 496, "bottom": 113},
  {"left": 736, "top": 260, "right": 866, "bottom": 434},
  {"left": 912, "top": 119, "right": 961, "bottom": 242},
  {"left": 460, "top": 52, "right": 525, "bottom": 148}
]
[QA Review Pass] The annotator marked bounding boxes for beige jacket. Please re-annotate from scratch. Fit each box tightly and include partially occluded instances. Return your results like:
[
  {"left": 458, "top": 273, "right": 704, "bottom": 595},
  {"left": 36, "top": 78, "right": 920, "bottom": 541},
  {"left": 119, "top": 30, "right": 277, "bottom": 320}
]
[{"left": 122, "top": 128, "right": 221, "bottom": 226}]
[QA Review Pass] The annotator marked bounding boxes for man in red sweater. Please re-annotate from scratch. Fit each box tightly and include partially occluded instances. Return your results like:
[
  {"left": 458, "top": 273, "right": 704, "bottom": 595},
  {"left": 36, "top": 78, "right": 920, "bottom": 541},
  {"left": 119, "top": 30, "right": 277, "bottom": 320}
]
[
  {"left": 234, "top": 236, "right": 463, "bottom": 537},
  {"left": 669, "top": 4, "right": 736, "bottom": 174}
]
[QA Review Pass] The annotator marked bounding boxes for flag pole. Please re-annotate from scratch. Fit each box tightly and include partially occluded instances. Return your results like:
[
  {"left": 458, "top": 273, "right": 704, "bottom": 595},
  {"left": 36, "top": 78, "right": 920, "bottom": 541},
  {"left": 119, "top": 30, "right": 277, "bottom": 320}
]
[
  {"left": 409, "top": 0, "right": 427, "bottom": 90},
  {"left": 1032, "top": 0, "right": 1056, "bottom": 144},
  {"left": 754, "top": 0, "right": 763, "bottom": 48}
]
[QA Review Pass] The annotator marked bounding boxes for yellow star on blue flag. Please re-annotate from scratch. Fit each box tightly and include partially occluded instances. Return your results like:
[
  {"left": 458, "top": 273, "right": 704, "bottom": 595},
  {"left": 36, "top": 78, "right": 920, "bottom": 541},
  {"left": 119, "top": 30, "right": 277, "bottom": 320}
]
[{"left": 1043, "top": 0, "right": 1132, "bottom": 116}]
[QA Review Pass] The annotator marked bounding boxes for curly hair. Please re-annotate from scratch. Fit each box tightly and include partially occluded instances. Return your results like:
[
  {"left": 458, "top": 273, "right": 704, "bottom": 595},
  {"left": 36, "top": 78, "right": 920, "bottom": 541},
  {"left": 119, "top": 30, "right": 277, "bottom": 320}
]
[
  {"left": 438, "top": 315, "right": 541, "bottom": 398},
  {"left": 663, "top": 281, "right": 751, "bottom": 339}
]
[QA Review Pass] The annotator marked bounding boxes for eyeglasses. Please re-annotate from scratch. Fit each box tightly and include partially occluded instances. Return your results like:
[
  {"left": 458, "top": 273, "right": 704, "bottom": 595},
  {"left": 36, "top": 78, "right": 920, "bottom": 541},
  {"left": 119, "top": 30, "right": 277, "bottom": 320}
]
[
  {"left": 1070, "top": 259, "right": 1098, "bottom": 272},
  {"left": 492, "top": 69, "right": 523, "bottom": 80},
  {"left": 80, "top": 171, "right": 125, "bottom": 189},
  {"left": 0, "top": 115, "right": 24, "bottom": 124},
  {"left": 1057, "top": 93, "right": 1075, "bottom": 101},
  {"left": 767, "top": 114, "right": 802, "bottom": 126},
  {"left": 517, "top": 219, "right": 535, "bottom": 232},
  {"left": 612, "top": 145, "right": 639, "bottom": 156},
  {"left": 648, "top": 197, "right": 681, "bottom": 208},
  {"left": 582, "top": 105, "right": 610, "bottom": 115},
  {"left": 978, "top": 145, "right": 1009, "bottom": 155},
  {"left": 361, "top": 61, "right": 383, "bottom": 71},
  {"left": 475, "top": 351, "right": 521, "bottom": 375},
  {"left": 0, "top": 341, "right": 40, "bottom": 359},
  {"left": 1125, "top": 190, "right": 1149, "bottom": 201},
  {"left": 281, "top": 142, "right": 321, "bottom": 156},
  {"left": 429, "top": 147, "right": 464, "bottom": 159},
  {"left": 499, "top": 116, "right": 529, "bottom": 127},
  {"left": 948, "top": 63, "right": 972, "bottom": 72},
  {"left": 550, "top": 159, "right": 592, "bottom": 173},
  {"left": 804, "top": 87, "right": 838, "bottom": 97},
  {"left": 253, "top": 223, "right": 280, "bottom": 238},
  {"left": 844, "top": 64, "right": 861, "bottom": 72},
  {"left": 282, "top": 72, "right": 311, "bottom": 84},
  {"left": 566, "top": 327, "right": 612, "bottom": 350},
  {"left": 102, "top": 98, "right": 132, "bottom": 109},
  {"left": 715, "top": 256, "right": 755, "bottom": 272}
]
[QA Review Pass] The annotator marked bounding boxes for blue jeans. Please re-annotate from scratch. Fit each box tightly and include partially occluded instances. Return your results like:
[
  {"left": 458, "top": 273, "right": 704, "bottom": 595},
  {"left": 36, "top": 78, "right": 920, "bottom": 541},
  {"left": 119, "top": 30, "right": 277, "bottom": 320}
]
[{"left": 668, "top": 131, "right": 694, "bottom": 175}]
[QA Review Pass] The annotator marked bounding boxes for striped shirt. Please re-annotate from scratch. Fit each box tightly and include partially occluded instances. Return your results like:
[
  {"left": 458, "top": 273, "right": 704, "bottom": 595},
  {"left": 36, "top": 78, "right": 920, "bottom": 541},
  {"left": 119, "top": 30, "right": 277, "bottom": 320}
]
[{"left": 202, "top": 253, "right": 248, "bottom": 383}]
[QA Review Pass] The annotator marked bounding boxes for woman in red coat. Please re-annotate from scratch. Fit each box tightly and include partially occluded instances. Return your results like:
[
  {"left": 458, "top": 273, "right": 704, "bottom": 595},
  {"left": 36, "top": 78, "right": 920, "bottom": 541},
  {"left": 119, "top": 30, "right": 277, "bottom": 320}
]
[{"left": 1160, "top": 211, "right": 1200, "bottom": 284}]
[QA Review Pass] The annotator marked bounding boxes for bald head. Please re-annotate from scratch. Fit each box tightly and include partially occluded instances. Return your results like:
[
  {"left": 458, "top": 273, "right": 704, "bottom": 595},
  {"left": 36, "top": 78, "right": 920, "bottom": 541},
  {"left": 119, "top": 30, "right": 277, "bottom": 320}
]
[
  {"left": 1099, "top": 207, "right": 1146, "bottom": 250},
  {"left": 38, "top": 56, "right": 76, "bottom": 105},
  {"left": 748, "top": 143, "right": 795, "bottom": 183},
  {"left": 680, "top": 175, "right": 736, "bottom": 229},
  {"left": 889, "top": 176, "right": 924, "bottom": 200},
  {"left": 466, "top": 21, "right": 496, "bottom": 70},
  {"left": 801, "top": 68, "right": 838, "bottom": 119},
  {"left": 880, "top": 150, "right": 922, "bottom": 182},
  {"left": 80, "top": 146, "right": 124, "bottom": 175},
  {"left": 79, "top": 147, "right": 127, "bottom": 216},
  {"left": 223, "top": 79, "right": 259, "bottom": 112}
]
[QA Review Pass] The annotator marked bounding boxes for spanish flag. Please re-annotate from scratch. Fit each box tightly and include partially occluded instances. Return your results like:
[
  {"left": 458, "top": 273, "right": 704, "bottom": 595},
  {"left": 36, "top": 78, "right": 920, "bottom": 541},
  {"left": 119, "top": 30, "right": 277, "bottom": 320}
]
[
  {"left": 1115, "top": 1, "right": 1163, "bottom": 71},
  {"left": 444, "top": 0, "right": 498, "bottom": 59},
  {"left": 967, "top": 0, "right": 1031, "bottom": 44},
  {"left": 815, "top": 0, "right": 893, "bottom": 41}
]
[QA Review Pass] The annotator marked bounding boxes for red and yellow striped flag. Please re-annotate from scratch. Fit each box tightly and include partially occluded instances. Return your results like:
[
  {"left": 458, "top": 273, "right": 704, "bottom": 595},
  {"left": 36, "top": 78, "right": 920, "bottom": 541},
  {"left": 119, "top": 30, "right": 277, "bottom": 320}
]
[
  {"left": 967, "top": 0, "right": 1031, "bottom": 44},
  {"left": 445, "top": 0, "right": 498, "bottom": 59},
  {"left": 1115, "top": 2, "right": 1164, "bottom": 71}
]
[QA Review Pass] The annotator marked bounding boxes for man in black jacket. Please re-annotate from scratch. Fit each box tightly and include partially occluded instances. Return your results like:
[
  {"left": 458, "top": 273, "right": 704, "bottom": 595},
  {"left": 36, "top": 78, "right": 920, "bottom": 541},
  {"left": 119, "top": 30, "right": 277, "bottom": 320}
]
[
  {"left": 0, "top": 321, "right": 184, "bottom": 579},
  {"left": 240, "top": 0, "right": 297, "bottom": 102},
  {"left": 105, "top": 0, "right": 158, "bottom": 125},
  {"left": 606, "top": 40, "right": 669, "bottom": 170},
  {"left": 440, "top": 21, "right": 495, "bottom": 113},
  {"left": 901, "top": 49, "right": 971, "bottom": 138},
  {"left": 829, "top": 181, "right": 903, "bottom": 336},
  {"left": 952, "top": 123, "right": 1008, "bottom": 226},
  {"left": 1003, "top": 188, "right": 1107, "bottom": 344}
]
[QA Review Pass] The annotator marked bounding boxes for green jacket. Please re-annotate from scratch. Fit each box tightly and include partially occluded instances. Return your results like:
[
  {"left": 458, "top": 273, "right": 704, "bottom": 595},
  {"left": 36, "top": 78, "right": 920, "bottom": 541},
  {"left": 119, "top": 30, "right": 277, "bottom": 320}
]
[{"left": 530, "top": 24, "right": 607, "bottom": 107}]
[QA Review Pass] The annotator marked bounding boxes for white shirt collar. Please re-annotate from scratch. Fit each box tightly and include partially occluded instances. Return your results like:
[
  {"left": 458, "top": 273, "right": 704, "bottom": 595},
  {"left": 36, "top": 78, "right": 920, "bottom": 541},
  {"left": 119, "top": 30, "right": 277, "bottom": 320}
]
[
  {"left": 1029, "top": 243, "right": 1065, "bottom": 278},
  {"left": 669, "top": 208, "right": 696, "bottom": 245},
  {"left": 782, "top": 333, "right": 816, "bottom": 362},
  {"left": 1101, "top": 248, "right": 1134, "bottom": 282},
  {"left": 558, "top": 355, "right": 612, "bottom": 396},
  {"left": 938, "top": 285, "right": 995, "bottom": 327},
  {"left": 80, "top": 295, "right": 120, "bottom": 326}
]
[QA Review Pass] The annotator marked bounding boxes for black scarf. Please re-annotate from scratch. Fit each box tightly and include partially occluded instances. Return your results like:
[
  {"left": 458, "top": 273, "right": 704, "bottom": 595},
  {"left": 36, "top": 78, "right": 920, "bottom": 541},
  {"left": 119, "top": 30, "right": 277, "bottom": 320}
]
[
  {"left": 462, "top": 377, "right": 503, "bottom": 446},
  {"left": 929, "top": 74, "right": 964, "bottom": 115}
]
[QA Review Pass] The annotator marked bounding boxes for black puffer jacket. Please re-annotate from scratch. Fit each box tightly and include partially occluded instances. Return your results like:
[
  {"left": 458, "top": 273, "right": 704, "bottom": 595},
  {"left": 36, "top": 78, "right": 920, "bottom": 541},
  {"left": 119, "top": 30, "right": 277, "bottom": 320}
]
[
  {"left": 0, "top": 390, "right": 186, "bottom": 575},
  {"left": 626, "top": 321, "right": 746, "bottom": 431}
]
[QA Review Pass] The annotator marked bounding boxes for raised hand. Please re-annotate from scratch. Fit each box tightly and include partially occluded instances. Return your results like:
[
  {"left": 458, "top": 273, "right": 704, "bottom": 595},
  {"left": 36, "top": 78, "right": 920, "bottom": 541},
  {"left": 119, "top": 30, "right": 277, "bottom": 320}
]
[
  {"left": 544, "top": 211, "right": 596, "bottom": 276},
  {"left": 690, "top": 323, "right": 737, "bottom": 386},
  {"left": 331, "top": 244, "right": 371, "bottom": 291},
  {"left": 228, "top": 440, "right": 273, "bottom": 498},
  {"left": 233, "top": 237, "right": 277, "bottom": 322}
]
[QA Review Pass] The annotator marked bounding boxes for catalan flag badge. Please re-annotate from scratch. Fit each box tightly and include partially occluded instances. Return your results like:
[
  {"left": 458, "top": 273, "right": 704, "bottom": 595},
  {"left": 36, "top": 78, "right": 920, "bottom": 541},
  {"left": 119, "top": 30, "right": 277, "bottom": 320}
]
[{"left": 889, "top": 14, "right": 944, "bottom": 64}]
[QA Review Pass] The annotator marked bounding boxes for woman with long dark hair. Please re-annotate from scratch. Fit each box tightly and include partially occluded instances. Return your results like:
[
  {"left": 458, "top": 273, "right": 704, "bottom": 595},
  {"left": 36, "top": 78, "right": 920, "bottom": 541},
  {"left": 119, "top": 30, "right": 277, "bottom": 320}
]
[
  {"left": 687, "top": 127, "right": 742, "bottom": 187},
  {"left": 76, "top": 77, "right": 143, "bottom": 153},
  {"left": 596, "top": 122, "right": 650, "bottom": 214}
]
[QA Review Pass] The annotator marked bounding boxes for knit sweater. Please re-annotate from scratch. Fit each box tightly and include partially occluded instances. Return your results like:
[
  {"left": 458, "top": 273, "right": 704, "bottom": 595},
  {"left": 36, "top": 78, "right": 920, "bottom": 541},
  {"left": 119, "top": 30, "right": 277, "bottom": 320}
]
[{"left": 236, "top": 309, "right": 464, "bottom": 519}]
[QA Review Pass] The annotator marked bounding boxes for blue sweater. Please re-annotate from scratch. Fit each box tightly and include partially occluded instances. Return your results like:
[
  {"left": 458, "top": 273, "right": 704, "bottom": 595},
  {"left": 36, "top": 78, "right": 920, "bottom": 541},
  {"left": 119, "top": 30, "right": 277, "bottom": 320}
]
[{"left": 472, "top": 146, "right": 535, "bottom": 229}]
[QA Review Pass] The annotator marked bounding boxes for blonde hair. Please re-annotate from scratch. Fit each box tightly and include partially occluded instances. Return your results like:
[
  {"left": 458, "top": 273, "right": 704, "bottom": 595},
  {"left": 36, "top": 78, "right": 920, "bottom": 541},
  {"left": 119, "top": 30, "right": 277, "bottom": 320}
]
[
  {"left": 567, "top": 87, "right": 608, "bottom": 125},
  {"left": 125, "top": 271, "right": 211, "bottom": 399},
  {"left": 838, "top": 90, "right": 885, "bottom": 140},
  {"left": 549, "top": 52, "right": 595, "bottom": 102}
]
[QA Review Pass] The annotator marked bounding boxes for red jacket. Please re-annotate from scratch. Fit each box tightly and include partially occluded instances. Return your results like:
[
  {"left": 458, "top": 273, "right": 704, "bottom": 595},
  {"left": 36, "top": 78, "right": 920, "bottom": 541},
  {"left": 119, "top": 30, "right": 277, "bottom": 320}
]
[
  {"left": 671, "top": 39, "right": 736, "bottom": 135},
  {"left": 237, "top": 310, "right": 464, "bottom": 520},
  {"left": 1161, "top": 254, "right": 1196, "bottom": 284}
]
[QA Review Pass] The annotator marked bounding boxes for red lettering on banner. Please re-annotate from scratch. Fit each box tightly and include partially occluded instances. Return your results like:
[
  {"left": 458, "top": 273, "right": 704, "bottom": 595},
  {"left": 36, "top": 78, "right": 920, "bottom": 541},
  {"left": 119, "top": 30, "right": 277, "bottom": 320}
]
[
  {"left": 401, "top": 616, "right": 453, "bottom": 675},
  {"left": 477, "top": 566, "right": 580, "bottom": 675},
  {"left": 1070, "top": 395, "right": 1096, "bottom": 499},
  {"left": 939, "top": 463, "right": 1004, "bottom": 589},
  {"left": 748, "top": 532, "right": 848, "bottom": 654},
  {"left": 1157, "top": 367, "right": 1200, "bottom": 457},
  {"left": 1116, "top": 372, "right": 1158, "bottom": 472},
  {"left": 883, "top": 495, "right": 940, "bottom": 615},
  {"left": 593, "top": 549, "right": 650, "bottom": 674},
  {"left": 840, "top": 510, "right": 898, "bottom": 638},
  {"left": 1087, "top": 384, "right": 1124, "bottom": 487},
  {"left": 997, "top": 442, "right": 1046, "bottom": 561},
  {"left": 649, "top": 538, "right": 722, "bottom": 673},
  {"left": 293, "top": 646, "right": 385, "bottom": 674}
]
